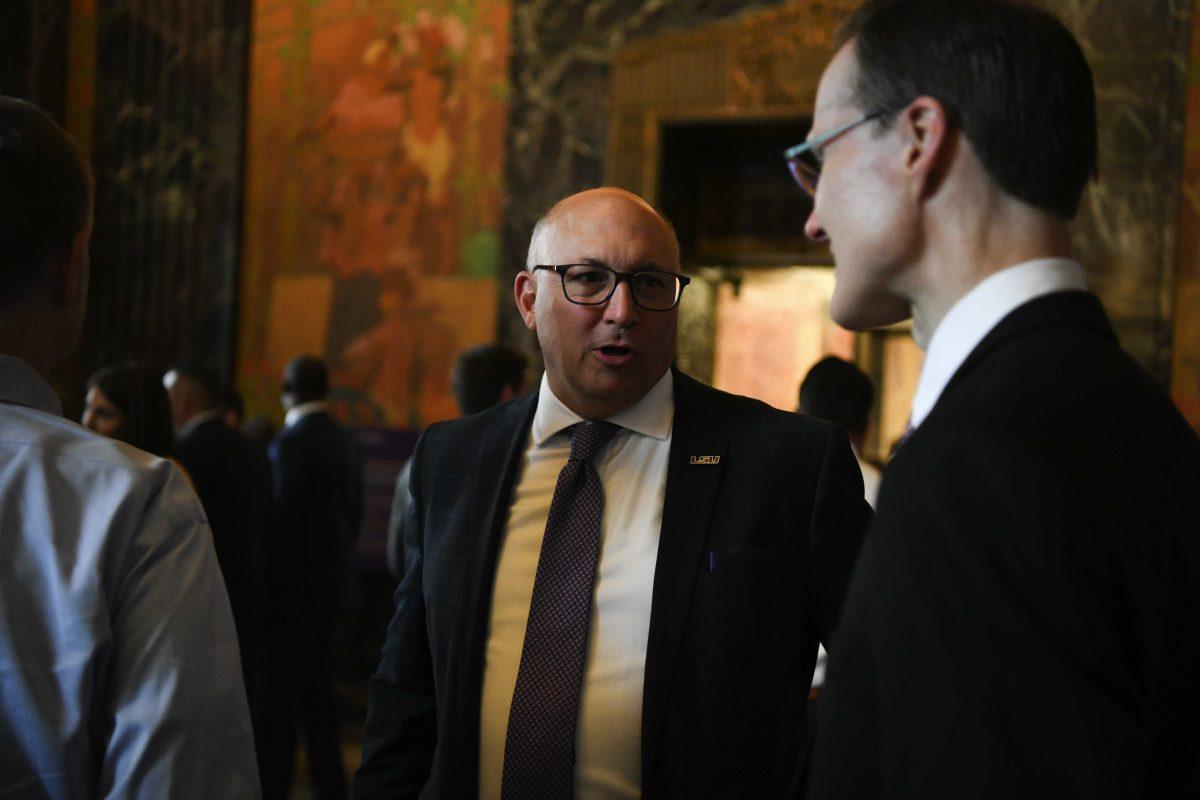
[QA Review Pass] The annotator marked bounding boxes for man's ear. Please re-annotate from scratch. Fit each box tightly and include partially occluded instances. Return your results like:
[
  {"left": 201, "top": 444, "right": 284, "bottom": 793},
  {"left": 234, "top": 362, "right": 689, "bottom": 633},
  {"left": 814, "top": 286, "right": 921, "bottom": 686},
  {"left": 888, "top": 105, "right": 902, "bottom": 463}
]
[
  {"left": 899, "top": 96, "right": 952, "bottom": 199},
  {"left": 514, "top": 270, "right": 538, "bottom": 332},
  {"left": 51, "top": 228, "right": 90, "bottom": 306}
]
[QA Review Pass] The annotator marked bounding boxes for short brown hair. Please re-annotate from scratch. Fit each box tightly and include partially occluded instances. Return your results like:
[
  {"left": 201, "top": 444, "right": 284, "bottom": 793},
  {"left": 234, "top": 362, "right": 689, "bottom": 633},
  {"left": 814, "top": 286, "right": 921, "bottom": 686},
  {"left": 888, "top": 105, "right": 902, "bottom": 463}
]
[
  {"left": 838, "top": 0, "right": 1097, "bottom": 218},
  {"left": 0, "top": 96, "right": 92, "bottom": 304}
]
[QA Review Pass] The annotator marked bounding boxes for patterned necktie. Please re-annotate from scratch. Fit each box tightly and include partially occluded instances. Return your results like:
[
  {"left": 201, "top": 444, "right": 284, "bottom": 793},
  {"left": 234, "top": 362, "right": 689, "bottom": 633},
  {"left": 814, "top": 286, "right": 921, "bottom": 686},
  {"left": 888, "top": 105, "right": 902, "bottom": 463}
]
[{"left": 501, "top": 420, "right": 622, "bottom": 800}]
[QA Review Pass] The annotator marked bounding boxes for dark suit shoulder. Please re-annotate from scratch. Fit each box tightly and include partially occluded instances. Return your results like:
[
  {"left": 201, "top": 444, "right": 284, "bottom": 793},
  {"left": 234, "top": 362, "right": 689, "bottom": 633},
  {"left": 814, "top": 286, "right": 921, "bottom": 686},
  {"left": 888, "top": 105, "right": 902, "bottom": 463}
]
[
  {"left": 920, "top": 306, "right": 1197, "bottom": 478},
  {"left": 419, "top": 394, "right": 533, "bottom": 449},
  {"left": 676, "top": 371, "right": 837, "bottom": 447},
  {"left": 177, "top": 418, "right": 263, "bottom": 471}
]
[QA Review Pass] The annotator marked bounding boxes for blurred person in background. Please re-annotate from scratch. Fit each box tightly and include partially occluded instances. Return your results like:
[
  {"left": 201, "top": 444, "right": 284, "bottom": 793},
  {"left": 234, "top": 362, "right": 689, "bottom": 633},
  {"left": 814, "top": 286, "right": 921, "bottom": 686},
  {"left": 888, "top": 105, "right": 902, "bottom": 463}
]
[
  {"left": 165, "top": 363, "right": 274, "bottom": 775},
  {"left": 82, "top": 361, "right": 175, "bottom": 458},
  {"left": 798, "top": 355, "right": 881, "bottom": 508},
  {"left": 265, "top": 355, "right": 364, "bottom": 800}
]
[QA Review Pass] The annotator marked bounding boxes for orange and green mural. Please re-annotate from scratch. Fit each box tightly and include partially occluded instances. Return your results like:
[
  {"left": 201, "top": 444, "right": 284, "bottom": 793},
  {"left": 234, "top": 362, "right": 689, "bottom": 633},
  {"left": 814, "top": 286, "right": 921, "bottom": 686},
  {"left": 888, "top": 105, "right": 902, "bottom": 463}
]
[{"left": 238, "top": 0, "right": 509, "bottom": 427}]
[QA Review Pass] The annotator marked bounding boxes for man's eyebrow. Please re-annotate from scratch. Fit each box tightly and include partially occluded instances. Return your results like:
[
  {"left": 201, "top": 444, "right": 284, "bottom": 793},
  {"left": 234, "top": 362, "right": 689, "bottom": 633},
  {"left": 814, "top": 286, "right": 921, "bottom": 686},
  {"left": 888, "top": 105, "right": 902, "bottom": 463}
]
[{"left": 580, "top": 257, "right": 665, "bottom": 272}]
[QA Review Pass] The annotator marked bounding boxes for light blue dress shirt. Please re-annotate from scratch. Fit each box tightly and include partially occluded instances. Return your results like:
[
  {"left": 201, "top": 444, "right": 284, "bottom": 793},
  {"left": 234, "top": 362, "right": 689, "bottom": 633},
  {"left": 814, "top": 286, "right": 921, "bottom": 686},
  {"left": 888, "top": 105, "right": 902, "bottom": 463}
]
[{"left": 0, "top": 355, "right": 260, "bottom": 798}]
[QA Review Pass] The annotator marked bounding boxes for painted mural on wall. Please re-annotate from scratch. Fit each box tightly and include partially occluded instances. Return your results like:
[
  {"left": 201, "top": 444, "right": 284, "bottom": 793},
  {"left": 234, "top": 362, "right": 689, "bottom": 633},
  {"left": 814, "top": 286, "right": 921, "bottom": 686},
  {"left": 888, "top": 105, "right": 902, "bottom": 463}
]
[{"left": 239, "top": 0, "right": 509, "bottom": 427}]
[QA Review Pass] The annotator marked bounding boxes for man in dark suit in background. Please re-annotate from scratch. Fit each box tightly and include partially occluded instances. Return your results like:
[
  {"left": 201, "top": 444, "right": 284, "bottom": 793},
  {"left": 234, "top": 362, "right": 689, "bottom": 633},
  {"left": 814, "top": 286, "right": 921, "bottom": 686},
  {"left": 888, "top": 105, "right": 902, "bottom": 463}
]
[
  {"left": 265, "top": 356, "right": 363, "bottom": 800},
  {"left": 798, "top": 356, "right": 881, "bottom": 508},
  {"left": 790, "top": 1, "right": 1200, "bottom": 796},
  {"left": 355, "top": 187, "right": 870, "bottom": 799},
  {"left": 165, "top": 364, "right": 273, "bottom": 767}
]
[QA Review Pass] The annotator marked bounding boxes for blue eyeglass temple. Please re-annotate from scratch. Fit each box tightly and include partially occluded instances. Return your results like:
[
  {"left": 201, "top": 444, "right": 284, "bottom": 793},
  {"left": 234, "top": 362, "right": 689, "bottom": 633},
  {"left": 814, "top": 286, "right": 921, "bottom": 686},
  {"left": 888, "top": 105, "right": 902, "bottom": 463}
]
[{"left": 784, "top": 110, "right": 883, "bottom": 161}]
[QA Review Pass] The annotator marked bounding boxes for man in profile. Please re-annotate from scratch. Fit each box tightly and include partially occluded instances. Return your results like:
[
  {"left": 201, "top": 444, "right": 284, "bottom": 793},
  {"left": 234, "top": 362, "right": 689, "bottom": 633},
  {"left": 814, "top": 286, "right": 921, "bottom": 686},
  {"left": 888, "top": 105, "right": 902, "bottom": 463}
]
[
  {"left": 790, "top": 1, "right": 1200, "bottom": 795},
  {"left": 355, "top": 187, "right": 869, "bottom": 798},
  {"left": 0, "top": 96, "right": 258, "bottom": 797}
]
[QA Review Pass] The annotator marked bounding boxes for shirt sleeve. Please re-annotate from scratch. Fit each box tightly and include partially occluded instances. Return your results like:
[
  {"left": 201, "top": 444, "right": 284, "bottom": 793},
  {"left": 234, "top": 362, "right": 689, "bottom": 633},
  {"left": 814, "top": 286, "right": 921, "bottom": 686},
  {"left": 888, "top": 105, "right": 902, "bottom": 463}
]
[{"left": 96, "top": 461, "right": 261, "bottom": 799}]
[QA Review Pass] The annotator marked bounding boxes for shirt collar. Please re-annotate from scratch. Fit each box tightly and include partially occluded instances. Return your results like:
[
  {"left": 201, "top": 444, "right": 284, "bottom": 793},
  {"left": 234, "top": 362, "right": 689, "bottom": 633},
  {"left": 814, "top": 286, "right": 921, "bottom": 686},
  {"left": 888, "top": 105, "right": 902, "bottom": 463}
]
[
  {"left": 285, "top": 400, "right": 330, "bottom": 429},
  {"left": 177, "top": 408, "right": 225, "bottom": 439},
  {"left": 0, "top": 355, "right": 62, "bottom": 416},
  {"left": 909, "top": 257, "right": 1086, "bottom": 430},
  {"left": 531, "top": 369, "right": 674, "bottom": 447}
]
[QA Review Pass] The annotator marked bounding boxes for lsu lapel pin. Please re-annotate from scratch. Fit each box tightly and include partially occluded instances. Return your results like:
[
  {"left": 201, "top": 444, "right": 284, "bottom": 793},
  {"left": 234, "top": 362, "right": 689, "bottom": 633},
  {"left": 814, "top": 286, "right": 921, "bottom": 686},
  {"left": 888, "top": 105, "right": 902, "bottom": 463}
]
[{"left": 690, "top": 455, "right": 720, "bottom": 465}]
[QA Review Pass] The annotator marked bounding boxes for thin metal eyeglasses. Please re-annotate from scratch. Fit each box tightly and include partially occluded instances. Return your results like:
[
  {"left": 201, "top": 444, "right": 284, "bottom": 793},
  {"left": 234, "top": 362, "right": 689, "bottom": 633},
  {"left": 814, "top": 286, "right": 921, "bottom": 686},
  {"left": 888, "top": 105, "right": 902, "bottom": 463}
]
[
  {"left": 533, "top": 263, "right": 691, "bottom": 311},
  {"left": 784, "top": 110, "right": 884, "bottom": 196}
]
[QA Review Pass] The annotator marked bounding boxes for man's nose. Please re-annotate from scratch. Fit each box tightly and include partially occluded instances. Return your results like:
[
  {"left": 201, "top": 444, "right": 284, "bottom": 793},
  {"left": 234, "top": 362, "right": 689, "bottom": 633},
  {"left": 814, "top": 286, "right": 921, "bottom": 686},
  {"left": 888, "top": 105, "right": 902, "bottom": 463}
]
[
  {"left": 805, "top": 208, "right": 828, "bottom": 243},
  {"left": 603, "top": 280, "right": 639, "bottom": 326}
]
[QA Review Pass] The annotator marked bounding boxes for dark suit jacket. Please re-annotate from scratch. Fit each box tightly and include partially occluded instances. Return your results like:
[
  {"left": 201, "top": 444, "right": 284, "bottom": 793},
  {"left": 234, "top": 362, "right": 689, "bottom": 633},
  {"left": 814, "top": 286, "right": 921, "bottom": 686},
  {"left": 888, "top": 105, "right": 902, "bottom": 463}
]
[
  {"left": 355, "top": 370, "right": 871, "bottom": 799},
  {"left": 812, "top": 292, "right": 1200, "bottom": 799},
  {"left": 269, "top": 410, "right": 364, "bottom": 624},
  {"left": 174, "top": 417, "right": 273, "bottom": 720},
  {"left": 175, "top": 417, "right": 272, "bottom": 641}
]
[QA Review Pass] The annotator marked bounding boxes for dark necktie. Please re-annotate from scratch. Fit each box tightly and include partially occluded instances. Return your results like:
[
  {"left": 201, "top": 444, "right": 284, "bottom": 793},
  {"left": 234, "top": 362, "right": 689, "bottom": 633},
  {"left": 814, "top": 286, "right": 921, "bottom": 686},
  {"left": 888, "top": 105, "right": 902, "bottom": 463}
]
[{"left": 500, "top": 420, "right": 622, "bottom": 800}]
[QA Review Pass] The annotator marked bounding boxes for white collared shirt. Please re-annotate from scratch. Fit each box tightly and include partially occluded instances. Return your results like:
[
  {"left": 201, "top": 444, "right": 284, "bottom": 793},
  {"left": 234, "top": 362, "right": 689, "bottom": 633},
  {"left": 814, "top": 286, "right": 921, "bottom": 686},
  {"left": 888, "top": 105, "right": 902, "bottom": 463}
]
[
  {"left": 479, "top": 370, "right": 674, "bottom": 800},
  {"left": 284, "top": 400, "right": 330, "bottom": 429},
  {"left": 0, "top": 355, "right": 258, "bottom": 797},
  {"left": 909, "top": 258, "right": 1087, "bottom": 429}
]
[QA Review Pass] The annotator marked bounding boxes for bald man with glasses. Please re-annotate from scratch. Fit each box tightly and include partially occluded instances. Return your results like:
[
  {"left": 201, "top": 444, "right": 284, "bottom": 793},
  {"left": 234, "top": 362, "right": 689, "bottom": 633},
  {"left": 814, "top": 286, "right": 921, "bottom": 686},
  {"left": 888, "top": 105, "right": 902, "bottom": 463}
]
[{"left": 355, "top": 187, "right": 870, "bottom": 799}]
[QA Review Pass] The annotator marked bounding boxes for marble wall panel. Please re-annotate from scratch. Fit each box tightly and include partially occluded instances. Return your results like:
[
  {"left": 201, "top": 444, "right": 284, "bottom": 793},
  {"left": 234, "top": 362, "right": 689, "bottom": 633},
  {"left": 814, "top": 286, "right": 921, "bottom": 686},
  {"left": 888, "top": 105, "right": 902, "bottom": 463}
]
[
  {"left": 1049, "top": 0, "right": 1194, "bottom": 386},
  {"left": 82, "top": 0, "right": 250, "bottom": 383},
  {"left": 1173, "top": 0, "right": 1200, "bottom": 430},
  {"left": 501, "top": 0, "right": 790, "bottom": 361},
  {"left": 0, "top": 0, "right": 69, "bottom": 122}
]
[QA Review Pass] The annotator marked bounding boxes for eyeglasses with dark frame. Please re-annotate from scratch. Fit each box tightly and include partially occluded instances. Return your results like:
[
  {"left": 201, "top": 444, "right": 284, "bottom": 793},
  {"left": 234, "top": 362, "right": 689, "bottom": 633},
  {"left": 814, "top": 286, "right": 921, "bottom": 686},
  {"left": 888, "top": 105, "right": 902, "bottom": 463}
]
[
  {"left": 783, "top": 110, "right": 884, "bottom": 196},
  {"left": 533, "top": 263, "right": 692, "bottom": 312}
]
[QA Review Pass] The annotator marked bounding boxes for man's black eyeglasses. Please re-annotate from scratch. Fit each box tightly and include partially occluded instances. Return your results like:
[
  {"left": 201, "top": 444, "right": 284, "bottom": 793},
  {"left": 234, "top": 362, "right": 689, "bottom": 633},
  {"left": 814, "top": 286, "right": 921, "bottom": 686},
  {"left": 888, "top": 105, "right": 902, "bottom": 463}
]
[{"left": 533, "top": 264, "right": 691, "bottom": 312}]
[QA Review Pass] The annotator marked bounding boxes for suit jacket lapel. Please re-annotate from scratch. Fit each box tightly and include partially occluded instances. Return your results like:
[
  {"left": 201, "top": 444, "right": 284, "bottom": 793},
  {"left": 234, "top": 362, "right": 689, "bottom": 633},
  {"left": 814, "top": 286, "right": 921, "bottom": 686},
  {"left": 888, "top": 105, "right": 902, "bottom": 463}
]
[
  {"left": 455, "top": 393, "right": 537, "bottom": 784},
  {"left": 641, "top": 371, "right": 728, "bottom": 792}
]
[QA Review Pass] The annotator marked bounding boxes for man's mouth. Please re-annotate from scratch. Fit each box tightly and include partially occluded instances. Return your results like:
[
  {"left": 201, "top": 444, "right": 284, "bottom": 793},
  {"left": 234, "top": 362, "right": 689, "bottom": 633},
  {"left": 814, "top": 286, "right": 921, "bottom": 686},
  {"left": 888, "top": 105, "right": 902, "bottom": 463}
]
[{"left": 594, "top": 344, "right": 637, "bottom": 365}]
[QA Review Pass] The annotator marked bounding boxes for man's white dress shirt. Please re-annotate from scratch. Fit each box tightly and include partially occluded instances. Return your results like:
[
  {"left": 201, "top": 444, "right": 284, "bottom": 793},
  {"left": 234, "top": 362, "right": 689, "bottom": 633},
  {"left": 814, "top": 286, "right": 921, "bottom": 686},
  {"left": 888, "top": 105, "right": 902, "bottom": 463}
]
[
  {"left": 910, "top": 258, "right": 1087, "bottom": 430},
  {"left": 0, "top": 355, "right": 259, "bottom": 798},
  {"left": 479, "top": 371, "right": 674, "bottom": 799},
  {"left": 284, "top": 399, "right": 331, "bottom": 428}
]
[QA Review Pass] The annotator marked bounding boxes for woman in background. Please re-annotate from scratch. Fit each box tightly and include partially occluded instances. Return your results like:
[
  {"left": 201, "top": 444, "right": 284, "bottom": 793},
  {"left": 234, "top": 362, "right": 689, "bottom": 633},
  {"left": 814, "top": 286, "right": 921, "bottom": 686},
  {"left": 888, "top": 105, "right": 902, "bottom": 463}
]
[{"left": 81, "top": 362, "right": 175, "bottom": 458}]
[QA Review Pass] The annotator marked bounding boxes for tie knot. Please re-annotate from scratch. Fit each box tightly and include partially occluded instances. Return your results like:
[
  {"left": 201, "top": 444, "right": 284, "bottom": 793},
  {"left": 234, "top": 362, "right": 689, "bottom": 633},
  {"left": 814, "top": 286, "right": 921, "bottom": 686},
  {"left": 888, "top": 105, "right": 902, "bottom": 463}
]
[{"left": 568, "top": 421, "right": 621, "bottom": 463}]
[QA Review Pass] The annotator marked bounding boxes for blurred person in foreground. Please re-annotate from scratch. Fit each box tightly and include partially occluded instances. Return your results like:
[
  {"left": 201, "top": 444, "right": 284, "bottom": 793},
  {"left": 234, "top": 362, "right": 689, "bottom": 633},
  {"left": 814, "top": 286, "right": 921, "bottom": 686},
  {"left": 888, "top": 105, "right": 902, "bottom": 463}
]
[
  {"left": 82, "top": 360, "right": 175, "bottom": 458},
  {"left": 355, "top": 188, "right": 870, "bottom": 799},
  {"left": 790, "top": 1, "right": 1200, "bottom": 796},
  {"left": 798, "top": 355, "right": 881, "bottom": 508},
  {"left": 385, "top": 343, "right": 529, "bottom": 580},
  {"left": 0, "top": 96, "right": 258, "bottom": 797},
  {"left": 264, "top": 355, "right": 364, "bottom": 800}
]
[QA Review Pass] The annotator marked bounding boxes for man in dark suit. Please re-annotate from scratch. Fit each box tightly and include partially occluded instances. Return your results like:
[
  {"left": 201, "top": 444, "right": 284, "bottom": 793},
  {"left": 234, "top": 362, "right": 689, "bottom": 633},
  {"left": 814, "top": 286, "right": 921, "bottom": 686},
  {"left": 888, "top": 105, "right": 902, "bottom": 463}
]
[
  {"left": 165, "top": 364, "right": 273, "bottom": 764},
  {"left": 791, "top": 2, "right": 1200, "bottom": 796},
  {"left": 354, "top": 188, "right": 871, "bottom": 798},
  {"left": 265, "top": 356, "right": 363, "bottom": 800}
]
